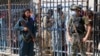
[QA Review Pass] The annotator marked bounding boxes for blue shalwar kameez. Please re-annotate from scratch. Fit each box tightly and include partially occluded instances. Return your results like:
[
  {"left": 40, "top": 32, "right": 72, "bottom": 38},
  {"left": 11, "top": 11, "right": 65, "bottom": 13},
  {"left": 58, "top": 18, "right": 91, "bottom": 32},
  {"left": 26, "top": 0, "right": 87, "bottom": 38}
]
[{"left": 14, "top": 17, "right": 36, "bottom": 56}]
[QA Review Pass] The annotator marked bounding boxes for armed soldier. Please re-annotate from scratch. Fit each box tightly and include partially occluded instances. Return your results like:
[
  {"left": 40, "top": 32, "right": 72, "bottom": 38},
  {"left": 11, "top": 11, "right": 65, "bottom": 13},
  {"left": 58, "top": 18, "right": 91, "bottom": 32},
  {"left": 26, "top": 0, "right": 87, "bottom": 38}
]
[
  {"left": 67, "top": 5, "right": 92, "bottom": 56},
  {"left": 41, "top": 9, "right": 54, "bottom": 55},
  {"left": 14, "top": 9, "right": 36, "bottom": 56}
]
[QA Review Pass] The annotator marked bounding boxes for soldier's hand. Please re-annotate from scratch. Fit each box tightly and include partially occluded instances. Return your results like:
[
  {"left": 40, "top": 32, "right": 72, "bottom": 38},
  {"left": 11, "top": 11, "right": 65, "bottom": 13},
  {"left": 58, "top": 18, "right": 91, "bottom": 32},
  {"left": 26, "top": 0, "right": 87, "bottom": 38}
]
[
  {"left": 83, "top": 37, "right": 87, "bottom": 42},
  {"left": 24, "top": 27, "right": 28, "bottom": 31}
]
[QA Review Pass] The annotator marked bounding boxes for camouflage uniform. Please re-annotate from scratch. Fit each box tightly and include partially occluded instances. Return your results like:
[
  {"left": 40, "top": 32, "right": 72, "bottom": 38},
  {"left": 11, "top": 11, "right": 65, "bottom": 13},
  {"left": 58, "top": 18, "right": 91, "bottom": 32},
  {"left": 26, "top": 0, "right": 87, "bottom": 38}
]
[
  {"left": 68, "top": 16, "right": 87, "bottom": 56},
  {"left": 41, "top": 16, "right": 53, "bottom": 50},
  {"left": 41, "top": 11, "right": 54, "bottom": 55}
]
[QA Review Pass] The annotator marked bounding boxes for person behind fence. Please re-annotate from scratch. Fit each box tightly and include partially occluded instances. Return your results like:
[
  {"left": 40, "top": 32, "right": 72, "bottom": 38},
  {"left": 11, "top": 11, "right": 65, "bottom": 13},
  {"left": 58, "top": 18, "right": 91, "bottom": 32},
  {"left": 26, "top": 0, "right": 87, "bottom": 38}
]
[
  {"left": 66, "top": 4, "right": 85, "bottom": 55},
  {"left": 66, "top": 4, "right": 76, "bottom": 56},
  {"left": 83, "top": 9, "right": 93, "bottom": 52},
  {"left": 14, "top": 9, "right": 36, "bottom": 56},
  {"left": 52, "top": 4, "right": 67, "bottom": 56},
  {"left": 41, "top": 9, "right": 54, "bottom": 55},
  {"left": 67, "top": 5, "right": 92, "bottom": 56}
]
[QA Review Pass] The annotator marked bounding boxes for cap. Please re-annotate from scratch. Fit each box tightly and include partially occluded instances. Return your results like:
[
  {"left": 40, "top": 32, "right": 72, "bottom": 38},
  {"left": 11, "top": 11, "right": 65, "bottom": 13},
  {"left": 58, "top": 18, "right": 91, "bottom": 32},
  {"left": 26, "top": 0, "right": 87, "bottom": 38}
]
[
  {"left": 70, "top": 4, "right": 81, "bottom": 10},
  {"left": 57, "top": 4, "right": 62, "bottom": 9},
  {"left": 78, "top": 4, "right": 83, "bottom": 9}
]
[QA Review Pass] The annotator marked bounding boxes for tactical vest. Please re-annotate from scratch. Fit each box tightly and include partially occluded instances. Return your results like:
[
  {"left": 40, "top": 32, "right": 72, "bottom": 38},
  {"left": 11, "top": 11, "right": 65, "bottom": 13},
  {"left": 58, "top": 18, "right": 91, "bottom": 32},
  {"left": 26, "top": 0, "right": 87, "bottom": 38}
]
[{"left": 69, "top": 16, "right": 85, "bottom": 34}]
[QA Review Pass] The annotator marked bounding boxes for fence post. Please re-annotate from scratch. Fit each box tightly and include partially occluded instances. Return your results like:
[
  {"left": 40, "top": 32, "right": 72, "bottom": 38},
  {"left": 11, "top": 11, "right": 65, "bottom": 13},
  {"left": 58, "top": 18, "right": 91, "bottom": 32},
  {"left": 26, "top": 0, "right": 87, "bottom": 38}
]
[
  {"left": 8, "top": 0, "right": 11, "bottom": 54},
  {"left": 38, "top": 0, "right": 42, "bottom": 56},
  {"left": 86, "top": 0, "right": 89, "bottom": 9},
  {"left": 94, "top": 0, "right": 98, "bottom": 12}
]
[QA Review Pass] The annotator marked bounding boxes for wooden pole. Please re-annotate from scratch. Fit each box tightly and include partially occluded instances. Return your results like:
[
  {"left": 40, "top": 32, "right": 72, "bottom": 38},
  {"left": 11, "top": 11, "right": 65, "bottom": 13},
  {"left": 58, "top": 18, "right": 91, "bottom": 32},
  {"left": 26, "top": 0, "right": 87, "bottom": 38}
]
[
  {"left": 8, "top": 0, "right": 11, "bottom": 53},
  {"left": 38, "top": 0, "right": 42, "bottom": 56}
]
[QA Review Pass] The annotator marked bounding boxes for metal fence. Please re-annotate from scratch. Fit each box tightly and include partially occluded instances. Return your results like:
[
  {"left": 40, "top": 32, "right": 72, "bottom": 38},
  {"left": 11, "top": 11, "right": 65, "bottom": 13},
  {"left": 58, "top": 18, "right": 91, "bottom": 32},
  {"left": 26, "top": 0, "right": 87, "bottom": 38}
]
[
  {"left": 0, "top": 0, "right": 99, "bottom": 56},
  {"left": 0, "top": 0, "right": 37, "bottom": 56},
  {"left": 94, "top": 0, "right": 100, "bottom": 56},
  {"left": 40, "top": 0, "right": 89, "bottom": 56}
]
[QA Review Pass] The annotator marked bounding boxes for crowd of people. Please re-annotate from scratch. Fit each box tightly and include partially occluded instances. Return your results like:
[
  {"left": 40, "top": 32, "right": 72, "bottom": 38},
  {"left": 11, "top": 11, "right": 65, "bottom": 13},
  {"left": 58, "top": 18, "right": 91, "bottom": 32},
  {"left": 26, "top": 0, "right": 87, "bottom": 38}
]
[{"left": 14, "top": 4, "right": 94, "bottom": 56}]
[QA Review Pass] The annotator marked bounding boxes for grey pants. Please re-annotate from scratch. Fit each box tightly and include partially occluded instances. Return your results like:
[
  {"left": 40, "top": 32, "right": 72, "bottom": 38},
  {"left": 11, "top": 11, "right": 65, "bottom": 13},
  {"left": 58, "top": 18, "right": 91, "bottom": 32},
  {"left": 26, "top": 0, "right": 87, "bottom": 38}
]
[{"left": 71, "top": 33, "right": 86, "bottom": 56}]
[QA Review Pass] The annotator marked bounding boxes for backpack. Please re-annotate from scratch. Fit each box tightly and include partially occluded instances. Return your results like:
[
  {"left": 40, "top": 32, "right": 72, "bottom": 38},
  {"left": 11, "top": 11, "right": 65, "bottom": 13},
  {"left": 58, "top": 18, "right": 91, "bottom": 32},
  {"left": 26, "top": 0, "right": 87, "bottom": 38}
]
[{"left": 69, "top": 16, "right": 86, "bottom": 34}]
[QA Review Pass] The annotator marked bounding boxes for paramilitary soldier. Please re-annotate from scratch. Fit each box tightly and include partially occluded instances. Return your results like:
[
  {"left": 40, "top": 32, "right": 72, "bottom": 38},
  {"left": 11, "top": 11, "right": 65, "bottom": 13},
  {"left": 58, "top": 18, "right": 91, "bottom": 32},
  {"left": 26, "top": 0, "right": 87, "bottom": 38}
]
[
  {"left": 14, "top": 9, "right": 36, "bottom": 56},
  {"left": 67, "top": 5, "right": 92, "bottom": 56}
]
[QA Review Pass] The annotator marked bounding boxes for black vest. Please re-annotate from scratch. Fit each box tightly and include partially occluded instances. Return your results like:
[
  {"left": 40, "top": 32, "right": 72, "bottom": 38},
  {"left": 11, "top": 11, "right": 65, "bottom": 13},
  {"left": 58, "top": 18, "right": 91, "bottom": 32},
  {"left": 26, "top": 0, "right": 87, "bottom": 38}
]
[{"left": 70, "top": 16, "right": 85, "bottom": 34}]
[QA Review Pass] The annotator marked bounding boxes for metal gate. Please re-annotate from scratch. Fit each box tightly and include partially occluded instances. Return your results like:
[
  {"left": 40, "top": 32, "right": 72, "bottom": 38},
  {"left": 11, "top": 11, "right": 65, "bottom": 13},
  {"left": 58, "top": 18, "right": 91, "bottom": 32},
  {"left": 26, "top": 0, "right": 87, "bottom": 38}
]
[
  {"left": 0, "top": 0, "right": 99, "bottom": 56},
  {"left": 94, "top": 0, "right": 100, "bottom": 56},
  {"left": 94, "top": 12, "right": 100, "bottom": 56},
  {"left": 40, "top": 0, "right": 89, "bottom": 56},
  {"left": 0, "top": 0, "right": 37, "bottom": 56}
]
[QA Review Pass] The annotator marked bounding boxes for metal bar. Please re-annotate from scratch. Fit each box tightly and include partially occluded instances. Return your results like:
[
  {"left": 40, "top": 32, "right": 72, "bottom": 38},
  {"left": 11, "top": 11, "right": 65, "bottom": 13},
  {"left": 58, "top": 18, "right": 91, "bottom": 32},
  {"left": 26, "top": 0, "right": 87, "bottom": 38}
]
[
  {"left": 38, "top": 0, "right": 42, "bottom": 56},
  {"left": 94, "top": 0, "right": 98, "bottom": 12},
  {"left": 93, "top": 0, "right": 98, "bottom": 56},
  {"left": 8, "top": 0, "right": 11, "bottom": 54},
  {"left": 42, "top": 1, "right": 87, "bottom": 3},
  {"left": 86, "top": 0, "right": 89, "bottom": 9},
  {"left": 0, "top": 4, "right": 30, "bottom": 6}
]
